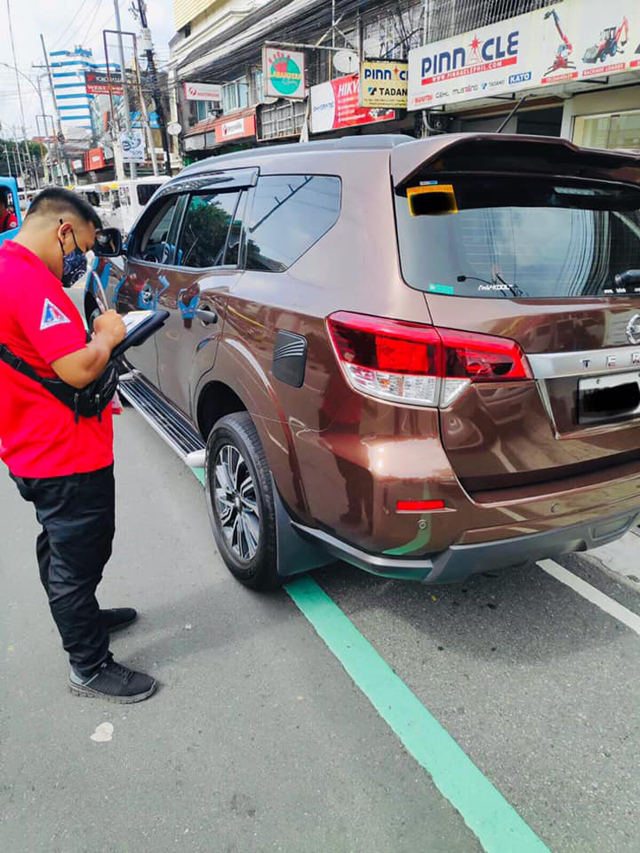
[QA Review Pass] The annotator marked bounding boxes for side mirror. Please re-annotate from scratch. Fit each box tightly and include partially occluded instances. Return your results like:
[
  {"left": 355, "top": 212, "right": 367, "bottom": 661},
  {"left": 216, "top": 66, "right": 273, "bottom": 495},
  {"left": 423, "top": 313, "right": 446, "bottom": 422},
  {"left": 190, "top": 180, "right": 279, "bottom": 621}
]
[{"left": 94, "top": 227, "right": 123, "bottom": 257}]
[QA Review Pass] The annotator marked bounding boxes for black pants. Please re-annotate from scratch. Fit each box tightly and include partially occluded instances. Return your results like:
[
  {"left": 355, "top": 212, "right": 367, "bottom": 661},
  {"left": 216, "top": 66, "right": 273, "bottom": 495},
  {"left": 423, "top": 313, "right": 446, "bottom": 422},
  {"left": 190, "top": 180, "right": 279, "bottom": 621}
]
[{"left": 11, "top": 465, "right": 115, "bottom": 677}]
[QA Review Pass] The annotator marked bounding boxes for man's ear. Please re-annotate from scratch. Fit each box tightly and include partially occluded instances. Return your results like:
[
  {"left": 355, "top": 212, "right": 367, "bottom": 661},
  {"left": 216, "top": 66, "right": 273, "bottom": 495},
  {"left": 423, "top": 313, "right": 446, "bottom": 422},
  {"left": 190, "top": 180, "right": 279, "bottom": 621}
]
[{"left": 57, "top": 221, "right": 73, "bottom": 242}]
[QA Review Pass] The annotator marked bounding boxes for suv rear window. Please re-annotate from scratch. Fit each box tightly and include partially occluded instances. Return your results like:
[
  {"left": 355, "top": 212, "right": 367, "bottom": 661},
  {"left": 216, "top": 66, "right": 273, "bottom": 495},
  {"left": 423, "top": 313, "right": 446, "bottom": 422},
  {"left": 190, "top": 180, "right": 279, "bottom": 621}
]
[{"left": 395, "top": 177, "right": 640, "bottom": 299}]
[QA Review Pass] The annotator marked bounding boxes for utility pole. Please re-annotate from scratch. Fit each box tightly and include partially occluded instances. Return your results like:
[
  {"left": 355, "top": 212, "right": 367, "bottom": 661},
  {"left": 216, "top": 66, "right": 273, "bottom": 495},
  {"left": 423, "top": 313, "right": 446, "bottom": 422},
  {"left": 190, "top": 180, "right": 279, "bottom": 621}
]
[
  {"left": 12, "top": 128, "right": 26, "bottom": 187},
  {"left": 113, "top": 0, "right": 136, "bottom": 179},
  {"left": 8, "top": 140, "right": 19, "bottom": 178},
  {"left": 135, "top": 0, "right": 172, "bottom": 175},
  {"left": 34, "top": 75, "right": 50, "bottom": 184},
  {"left": 133, "top": 51, "right": 158, "bottom": 175},
  {"left": 39, "top": 36, "right": 71, "bottom": 185},
  {"left": 7, "top": 0, "right": 35, "bottom": 186}
]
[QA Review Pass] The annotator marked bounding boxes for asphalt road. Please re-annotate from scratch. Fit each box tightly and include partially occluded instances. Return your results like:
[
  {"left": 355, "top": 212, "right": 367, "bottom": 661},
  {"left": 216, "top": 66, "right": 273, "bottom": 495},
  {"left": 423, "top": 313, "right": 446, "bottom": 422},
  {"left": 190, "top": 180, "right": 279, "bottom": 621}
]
[{"left": 2, "top": 408, "right": 639, "bottom": 853}]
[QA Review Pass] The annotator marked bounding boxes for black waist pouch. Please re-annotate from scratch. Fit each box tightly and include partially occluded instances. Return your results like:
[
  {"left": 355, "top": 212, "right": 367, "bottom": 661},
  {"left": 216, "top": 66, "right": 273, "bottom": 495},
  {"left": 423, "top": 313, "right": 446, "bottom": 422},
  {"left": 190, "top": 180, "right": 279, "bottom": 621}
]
[{"left": 0, "top": 342, "right": 119, "bottom": 422}]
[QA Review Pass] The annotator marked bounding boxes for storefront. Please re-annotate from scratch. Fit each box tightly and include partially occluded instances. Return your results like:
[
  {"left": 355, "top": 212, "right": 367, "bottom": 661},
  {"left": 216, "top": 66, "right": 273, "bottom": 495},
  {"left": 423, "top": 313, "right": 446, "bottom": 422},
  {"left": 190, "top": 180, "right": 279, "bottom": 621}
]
[
  {"left": 562, "top": 85, "right": 640, "bottom": 151},
  {"left": 183, "top": 107, "right": 257, "bottom": 159},
  {"left": 406, "top": 0, "right": 640, "bottom": 148}
]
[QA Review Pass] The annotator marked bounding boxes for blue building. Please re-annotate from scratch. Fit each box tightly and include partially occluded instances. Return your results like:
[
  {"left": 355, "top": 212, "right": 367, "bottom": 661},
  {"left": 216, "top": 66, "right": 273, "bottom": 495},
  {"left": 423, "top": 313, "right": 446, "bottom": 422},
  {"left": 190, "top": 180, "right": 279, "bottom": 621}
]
[{"left": 50, "top": 46, "right": 119, "bottom": 139}]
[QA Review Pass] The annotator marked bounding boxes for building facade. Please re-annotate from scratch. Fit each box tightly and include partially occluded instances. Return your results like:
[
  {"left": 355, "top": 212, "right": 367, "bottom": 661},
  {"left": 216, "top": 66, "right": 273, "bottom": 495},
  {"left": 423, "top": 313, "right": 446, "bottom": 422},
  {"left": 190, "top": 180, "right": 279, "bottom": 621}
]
[{"left": 166, "top": 0, "right": 640, "bottom": 168}]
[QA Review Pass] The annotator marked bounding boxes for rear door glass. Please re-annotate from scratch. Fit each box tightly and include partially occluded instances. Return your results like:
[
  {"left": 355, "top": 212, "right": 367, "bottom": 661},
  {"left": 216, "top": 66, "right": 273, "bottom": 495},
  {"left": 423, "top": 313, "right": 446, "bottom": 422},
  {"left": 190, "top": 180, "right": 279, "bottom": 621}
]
[{"left": 395, "top": 177, "right": 640, "bottom": 298}]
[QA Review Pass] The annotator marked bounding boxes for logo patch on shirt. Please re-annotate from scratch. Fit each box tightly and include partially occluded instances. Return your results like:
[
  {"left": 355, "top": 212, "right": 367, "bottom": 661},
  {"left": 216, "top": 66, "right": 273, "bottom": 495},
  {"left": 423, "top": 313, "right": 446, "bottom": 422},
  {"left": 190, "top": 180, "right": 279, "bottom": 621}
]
[{"left": 40, "top": 299, "right": 71, "bottom": 330}]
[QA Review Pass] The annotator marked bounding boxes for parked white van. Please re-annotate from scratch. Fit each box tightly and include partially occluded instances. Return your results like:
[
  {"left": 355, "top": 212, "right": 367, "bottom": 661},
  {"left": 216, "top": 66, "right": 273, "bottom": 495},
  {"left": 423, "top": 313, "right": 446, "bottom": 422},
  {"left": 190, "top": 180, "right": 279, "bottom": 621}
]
[
  {"left": 114, "top": 176, "right": 169, "bottom": 235},
  {"left": 75, "top": 176, "right": 169, "bottom": 236}
]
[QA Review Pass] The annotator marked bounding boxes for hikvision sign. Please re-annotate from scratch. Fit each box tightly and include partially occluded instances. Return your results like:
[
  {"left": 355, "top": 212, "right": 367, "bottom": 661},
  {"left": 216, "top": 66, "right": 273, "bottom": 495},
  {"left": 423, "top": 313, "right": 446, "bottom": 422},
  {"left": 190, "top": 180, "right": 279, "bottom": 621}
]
[{"left": 408, "top": 0, "right": 640, "bottom": 110}]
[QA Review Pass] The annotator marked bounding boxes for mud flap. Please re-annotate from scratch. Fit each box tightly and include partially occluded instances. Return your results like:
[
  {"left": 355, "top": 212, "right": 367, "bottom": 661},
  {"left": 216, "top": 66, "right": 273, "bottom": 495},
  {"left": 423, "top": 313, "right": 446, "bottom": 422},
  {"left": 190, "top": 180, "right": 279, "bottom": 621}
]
[{"left": 272, "top": 477, "right": 334, "bottom": 579}]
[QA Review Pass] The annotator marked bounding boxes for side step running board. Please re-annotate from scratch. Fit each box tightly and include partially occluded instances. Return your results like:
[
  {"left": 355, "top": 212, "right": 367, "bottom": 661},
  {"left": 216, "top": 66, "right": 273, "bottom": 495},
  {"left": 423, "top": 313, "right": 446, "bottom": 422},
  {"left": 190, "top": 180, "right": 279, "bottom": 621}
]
[{"left": 119, "top": 374, "right": 205, "bottom": 460}]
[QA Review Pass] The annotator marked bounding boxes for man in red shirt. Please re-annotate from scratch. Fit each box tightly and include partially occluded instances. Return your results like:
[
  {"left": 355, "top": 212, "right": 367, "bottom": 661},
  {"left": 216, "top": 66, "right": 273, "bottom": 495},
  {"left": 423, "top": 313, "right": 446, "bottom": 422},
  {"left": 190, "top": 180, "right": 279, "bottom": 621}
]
[
  {"left": 0, "top": 191, "right": 19, "bottom": 233},
  {"left": 0, "top": 188, "right": 156, "bottom": 703}
]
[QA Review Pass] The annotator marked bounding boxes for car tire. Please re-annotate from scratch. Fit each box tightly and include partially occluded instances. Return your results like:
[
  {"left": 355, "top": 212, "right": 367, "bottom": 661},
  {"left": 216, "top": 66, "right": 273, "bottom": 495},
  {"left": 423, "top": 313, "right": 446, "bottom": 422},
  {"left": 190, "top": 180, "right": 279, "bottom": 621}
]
[{"left": 205, "top": 412, "right": 281, "bottom": 591}]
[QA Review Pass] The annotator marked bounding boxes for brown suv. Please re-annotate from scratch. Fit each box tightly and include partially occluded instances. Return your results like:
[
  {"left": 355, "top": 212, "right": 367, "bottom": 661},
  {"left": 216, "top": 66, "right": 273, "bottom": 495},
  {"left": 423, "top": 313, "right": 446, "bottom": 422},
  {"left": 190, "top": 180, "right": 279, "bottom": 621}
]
[{"left": 92, "top": 133, "right": 640, "bottom": 589}]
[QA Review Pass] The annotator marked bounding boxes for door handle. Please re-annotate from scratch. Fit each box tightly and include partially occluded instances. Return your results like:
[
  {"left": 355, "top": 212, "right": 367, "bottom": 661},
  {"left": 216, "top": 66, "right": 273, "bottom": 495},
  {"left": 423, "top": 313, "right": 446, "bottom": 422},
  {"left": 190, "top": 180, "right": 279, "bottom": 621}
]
[{"left": 195, "top": 308, "right": 218, "bottom": 325}]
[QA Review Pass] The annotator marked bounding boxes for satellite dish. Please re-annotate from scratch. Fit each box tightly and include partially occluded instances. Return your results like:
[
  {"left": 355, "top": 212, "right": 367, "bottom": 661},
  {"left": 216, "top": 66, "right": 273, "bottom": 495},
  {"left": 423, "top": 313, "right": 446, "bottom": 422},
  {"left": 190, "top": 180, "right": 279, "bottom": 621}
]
[
  {"left": 333, "top": 50, "right": 359, "bottom": 74},
  {"left": 362, "top": 38, "right": 380, "bottom": 58}
]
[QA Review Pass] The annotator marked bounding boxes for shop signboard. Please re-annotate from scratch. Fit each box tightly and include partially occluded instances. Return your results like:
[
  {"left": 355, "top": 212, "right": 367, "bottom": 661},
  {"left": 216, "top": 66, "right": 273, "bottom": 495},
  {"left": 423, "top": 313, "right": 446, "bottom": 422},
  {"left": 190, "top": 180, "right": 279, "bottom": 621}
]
[
  {"left": 214, "top": 113, "right": 256, "bottom": 144},
  {"left": 120, "top": 131, "right": 145, "bottom": 164},
  {"left": 85, "top": 70, "right": 124, "bottom": 96},
  {"left": 183, "top": 81, "right": 222, "bottom": 102},
  {"left": 263, "top": 47, "right": 306, "bottom": 100},
  {"left": 310, "top": 74, "right": 395, "bottom": 133},
  {"left": 407, "top": 0, "right": 640, "bottom": 110},
  {"left": 360, "top": 60, "right": 408, "bottom": 108}
]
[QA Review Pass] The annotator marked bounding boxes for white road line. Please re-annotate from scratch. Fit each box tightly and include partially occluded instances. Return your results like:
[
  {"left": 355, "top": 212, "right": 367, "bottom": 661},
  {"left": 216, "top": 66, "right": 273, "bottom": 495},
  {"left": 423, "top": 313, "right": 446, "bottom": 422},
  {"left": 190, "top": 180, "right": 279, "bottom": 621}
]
[{"left": 539, "top": 559, "right": 640, "bottom": 637}]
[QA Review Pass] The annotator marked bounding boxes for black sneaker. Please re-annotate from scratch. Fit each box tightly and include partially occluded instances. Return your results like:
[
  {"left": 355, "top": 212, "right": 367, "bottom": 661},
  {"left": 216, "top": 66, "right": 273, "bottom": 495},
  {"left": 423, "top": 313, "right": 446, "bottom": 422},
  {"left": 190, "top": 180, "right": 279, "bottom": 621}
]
[
  {"left": 69, "top": 660, "right": 157, "bottom": 704},
  {"left": 99, "top": 607, "right": 137, "bottom": 633}
]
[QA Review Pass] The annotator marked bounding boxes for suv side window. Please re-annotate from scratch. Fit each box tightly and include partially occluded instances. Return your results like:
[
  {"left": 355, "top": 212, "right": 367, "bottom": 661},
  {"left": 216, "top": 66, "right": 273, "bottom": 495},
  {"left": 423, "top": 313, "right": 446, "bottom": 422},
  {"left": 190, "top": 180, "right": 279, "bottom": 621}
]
[
  {"left": 131, "top": 196, "right": 180, "bottom": 265},
  {"left": 245, "top": 175, "right": 341, "bottom": 273},
  {"left": 176, "top": 191, "right": 242, "bottom": 269}
]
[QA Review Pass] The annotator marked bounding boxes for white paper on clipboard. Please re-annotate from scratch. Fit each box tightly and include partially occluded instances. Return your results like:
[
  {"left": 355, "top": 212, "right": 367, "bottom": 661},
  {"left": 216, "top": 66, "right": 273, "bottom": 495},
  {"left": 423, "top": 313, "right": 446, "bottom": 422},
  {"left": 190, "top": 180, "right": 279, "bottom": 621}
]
[{"left": 122, "top": 310, "right": 155, "bottom": 335}]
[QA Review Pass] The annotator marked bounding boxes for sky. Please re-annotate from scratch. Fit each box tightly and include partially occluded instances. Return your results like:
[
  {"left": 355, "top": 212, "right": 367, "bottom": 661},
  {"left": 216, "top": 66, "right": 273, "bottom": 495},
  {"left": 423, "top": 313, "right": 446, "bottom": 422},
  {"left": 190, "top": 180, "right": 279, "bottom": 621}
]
[{"left": 0, "top": 0, "right": 176, "bottom": 138}]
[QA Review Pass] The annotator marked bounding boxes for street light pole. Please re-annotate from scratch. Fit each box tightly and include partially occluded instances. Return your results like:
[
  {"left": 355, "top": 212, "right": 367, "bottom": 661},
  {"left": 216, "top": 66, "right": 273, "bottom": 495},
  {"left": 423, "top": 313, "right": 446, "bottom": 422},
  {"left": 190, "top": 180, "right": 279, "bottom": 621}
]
[
  {"left": 0, "top": 62, "right": 55, "bottom": 186},
  {"left": 6, "top": 0, "right": 36, "bottom": 186}
]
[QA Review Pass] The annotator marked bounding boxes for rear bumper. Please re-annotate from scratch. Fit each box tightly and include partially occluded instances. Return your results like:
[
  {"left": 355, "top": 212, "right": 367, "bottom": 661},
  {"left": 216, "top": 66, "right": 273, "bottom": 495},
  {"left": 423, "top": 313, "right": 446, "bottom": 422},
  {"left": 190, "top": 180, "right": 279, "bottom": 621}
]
[{"left": 292, "top": 508, "right": 640, "bottom": 584}]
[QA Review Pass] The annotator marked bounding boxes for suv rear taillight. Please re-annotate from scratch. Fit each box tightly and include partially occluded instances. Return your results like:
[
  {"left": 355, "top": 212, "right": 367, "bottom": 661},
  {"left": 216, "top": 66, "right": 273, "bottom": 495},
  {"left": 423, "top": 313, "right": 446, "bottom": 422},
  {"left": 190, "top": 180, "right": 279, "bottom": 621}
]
[{"left": 327, "top": 312, "right": 532, "bottom": 407}]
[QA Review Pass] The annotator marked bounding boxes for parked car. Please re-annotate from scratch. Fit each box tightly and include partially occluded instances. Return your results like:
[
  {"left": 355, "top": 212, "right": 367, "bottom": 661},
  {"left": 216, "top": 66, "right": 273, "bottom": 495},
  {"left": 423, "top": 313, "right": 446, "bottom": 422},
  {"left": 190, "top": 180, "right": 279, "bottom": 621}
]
[{"left": 92, "top": 133, "right": 640, "bottom": 590}]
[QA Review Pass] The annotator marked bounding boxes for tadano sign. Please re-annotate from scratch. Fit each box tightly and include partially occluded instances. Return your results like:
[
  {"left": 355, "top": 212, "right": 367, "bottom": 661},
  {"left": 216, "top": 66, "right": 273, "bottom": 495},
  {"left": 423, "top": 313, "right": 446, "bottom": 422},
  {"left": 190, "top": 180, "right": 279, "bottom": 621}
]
[
  {"left": 359, "top": 60, "right": 408, "bottom": 108},
  {"left": 408, "top": 0, "right": 640, "bottom": 109}
]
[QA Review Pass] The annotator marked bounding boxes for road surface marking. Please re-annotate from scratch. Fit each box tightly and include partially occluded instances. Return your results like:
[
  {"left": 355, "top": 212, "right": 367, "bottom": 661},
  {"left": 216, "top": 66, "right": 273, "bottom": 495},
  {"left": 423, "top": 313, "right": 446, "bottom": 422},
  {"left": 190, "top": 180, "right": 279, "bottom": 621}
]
[
  {"left": 286, "top": 575, "right": 552, "bottom": 853},
  {"left": 539, "top": 560, "right": 640, "bottom": 637},
  {"left": 188, "top": 466, "right": 550, "bottom": 851}
]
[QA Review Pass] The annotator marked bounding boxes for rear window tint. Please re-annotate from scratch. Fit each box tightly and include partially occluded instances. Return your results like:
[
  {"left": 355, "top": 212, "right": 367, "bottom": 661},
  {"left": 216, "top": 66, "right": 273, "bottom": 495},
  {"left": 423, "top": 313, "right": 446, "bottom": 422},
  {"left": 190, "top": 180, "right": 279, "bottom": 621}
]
[
  {"left": 245, "top": 175, "right": 341, "bottom": 272},
  {"left": 395, "top": 177, "right": 640, "bottom": 299}
]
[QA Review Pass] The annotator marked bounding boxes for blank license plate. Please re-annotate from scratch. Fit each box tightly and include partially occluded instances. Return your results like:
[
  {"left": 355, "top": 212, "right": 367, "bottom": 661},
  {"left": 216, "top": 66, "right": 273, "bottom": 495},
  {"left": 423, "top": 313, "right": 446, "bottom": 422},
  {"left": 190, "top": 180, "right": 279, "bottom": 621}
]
[{"left": 579, "top": 372, "right": 640, "bottom": 425}]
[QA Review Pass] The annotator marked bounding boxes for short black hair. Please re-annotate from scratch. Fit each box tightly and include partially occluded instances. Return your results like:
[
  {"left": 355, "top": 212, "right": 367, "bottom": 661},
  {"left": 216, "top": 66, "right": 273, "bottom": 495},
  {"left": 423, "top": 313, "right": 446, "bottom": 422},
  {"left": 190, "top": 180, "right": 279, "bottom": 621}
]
[
  {"left": 0, "top": 191, "right": 8, "bottom": 207},
  {"left": 26, "top": 187, "right": 102, "bottom": 229}
]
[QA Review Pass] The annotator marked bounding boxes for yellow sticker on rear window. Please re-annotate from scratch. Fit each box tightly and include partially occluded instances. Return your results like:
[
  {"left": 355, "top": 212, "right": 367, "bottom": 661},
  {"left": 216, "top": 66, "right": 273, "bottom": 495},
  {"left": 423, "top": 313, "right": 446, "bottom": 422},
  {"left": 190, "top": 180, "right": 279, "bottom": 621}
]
[{"left": 407, "top": 184, "right": 458, "bottom": 216}]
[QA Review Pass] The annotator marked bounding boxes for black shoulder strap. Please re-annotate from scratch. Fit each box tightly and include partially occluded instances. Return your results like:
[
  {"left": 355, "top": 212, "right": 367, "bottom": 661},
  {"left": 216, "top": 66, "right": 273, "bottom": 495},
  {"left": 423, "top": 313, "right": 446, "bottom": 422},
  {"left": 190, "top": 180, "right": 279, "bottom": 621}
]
[{"left": 0, "top": 342, "right": 48, "bottom": 387}]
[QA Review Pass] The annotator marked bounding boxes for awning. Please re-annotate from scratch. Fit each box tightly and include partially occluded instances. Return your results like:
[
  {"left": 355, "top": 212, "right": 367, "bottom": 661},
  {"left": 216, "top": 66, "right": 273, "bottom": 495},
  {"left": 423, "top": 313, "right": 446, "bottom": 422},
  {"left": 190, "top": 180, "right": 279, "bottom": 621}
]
[{"left": 184, "top": 107, "right": 257, "bottom": 150}]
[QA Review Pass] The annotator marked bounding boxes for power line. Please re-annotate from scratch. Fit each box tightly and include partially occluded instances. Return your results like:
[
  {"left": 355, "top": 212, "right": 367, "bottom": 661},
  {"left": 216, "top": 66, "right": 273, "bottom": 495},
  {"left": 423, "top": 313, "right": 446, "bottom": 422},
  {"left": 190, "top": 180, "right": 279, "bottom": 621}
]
[
  {"left": 81, "top": 0, "right": 105, "bottom": 46},
  {"left": 50, "top": 0, "right": 91, "bottom": 50}
]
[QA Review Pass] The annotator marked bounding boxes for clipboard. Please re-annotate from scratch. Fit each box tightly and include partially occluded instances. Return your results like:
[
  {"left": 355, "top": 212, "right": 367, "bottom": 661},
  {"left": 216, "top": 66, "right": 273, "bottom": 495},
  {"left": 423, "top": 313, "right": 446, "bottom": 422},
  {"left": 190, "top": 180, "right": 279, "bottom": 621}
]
[{"left": 111, "top": 309, "right": 170, "bottom": 360}]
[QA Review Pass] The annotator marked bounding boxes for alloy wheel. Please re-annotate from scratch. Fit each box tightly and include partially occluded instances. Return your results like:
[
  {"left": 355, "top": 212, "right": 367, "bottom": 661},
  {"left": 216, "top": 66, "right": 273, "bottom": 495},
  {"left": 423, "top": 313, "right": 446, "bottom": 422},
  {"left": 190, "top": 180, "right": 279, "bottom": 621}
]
[{"left": 213, "top": 444, "right": 260, "bottom": 562}]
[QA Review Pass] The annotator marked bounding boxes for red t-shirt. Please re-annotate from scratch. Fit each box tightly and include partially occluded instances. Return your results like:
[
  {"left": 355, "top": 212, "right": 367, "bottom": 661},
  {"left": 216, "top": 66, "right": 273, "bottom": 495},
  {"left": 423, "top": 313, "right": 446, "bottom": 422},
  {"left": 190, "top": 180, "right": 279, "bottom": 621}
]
[
  {"left": 0, "top": 240, "right": 113, "bottom": 477},
  {"left": 0, "top": 211, "right": 18, "bottom": 232}
]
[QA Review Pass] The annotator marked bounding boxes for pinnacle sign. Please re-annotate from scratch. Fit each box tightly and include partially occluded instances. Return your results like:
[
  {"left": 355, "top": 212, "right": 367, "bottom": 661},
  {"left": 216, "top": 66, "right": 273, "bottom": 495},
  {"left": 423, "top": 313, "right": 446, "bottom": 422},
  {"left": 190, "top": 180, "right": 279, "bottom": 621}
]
[
  {"left": 407, "top": 0, "right": 640, "bottom": 109},
  {"left": 263, "top": 46, "right": 306, "bottom": 100}
]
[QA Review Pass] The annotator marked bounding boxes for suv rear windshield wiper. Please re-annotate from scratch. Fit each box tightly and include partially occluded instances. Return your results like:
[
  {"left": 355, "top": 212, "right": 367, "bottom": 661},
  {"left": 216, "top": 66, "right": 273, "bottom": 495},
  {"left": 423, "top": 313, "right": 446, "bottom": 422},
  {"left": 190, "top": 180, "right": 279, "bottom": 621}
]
[{"left": 614, "top": 270, "right": 640, "bottom": 288}]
